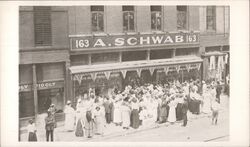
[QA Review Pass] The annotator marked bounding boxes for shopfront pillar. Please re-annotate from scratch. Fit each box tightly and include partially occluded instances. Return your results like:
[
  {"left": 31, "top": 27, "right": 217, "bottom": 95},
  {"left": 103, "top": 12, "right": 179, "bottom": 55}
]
[
  {"left": 32, "top": 64, "right": 38, "bottom": 118},
  {"left": 119, "top": 52, "right": 122, "bottom": 62},
  {"left": 172, "top": 48, "right": 176, "bottom": 58},
  {"left": 65, "top": 61, "right": 70, "bottom": 105},
  {"left": 146, "top": 49, "right": 150, "bottom": 60},
  {"left": 202, "top": 57, "right": 209, "bottom": 81},
  {"left": 88, "top": 54, "right": 91, "bottom": 65}
]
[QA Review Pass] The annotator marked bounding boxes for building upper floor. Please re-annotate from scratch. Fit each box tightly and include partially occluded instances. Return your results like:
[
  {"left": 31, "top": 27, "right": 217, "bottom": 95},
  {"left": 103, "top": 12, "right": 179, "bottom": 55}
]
[{"left": 19, "top": 5, "right": 229, "bottom": 51}]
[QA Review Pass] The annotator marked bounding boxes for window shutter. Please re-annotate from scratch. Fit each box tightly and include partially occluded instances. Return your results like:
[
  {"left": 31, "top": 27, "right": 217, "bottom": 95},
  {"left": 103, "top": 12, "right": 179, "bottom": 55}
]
[{"left": 34, "top": 6, "right": 52, "bottom": 46}]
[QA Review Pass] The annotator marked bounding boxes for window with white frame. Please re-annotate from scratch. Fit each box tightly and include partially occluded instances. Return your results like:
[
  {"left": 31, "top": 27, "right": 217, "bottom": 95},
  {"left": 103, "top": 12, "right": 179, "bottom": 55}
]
[
  {"left": 122, "top": 6, "right": 135, "bottom": 32},
  {"left": 151, "top": 6, "right": 162, "bottom": 31},
  {"left": 177, "top": 6, "right": 188, "bottom": 30},
  {"left": 91, "top": 6, "right": 104, "bottom": 32}
]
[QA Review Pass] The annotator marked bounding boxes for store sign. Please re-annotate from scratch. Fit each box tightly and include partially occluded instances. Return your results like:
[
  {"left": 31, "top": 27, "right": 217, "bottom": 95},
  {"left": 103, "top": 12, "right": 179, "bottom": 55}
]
[
  {"left": 19, "top": 81, "right": 64, "bottom": 91},
  {"left": 19, "top": 84, "right": 32, "bottom": 92},
  {"left": 36, "top": 82, "right": 56, "bottom": 89},
  {"left": 70, "top": 32, "right": 199, "bottom": 50}
]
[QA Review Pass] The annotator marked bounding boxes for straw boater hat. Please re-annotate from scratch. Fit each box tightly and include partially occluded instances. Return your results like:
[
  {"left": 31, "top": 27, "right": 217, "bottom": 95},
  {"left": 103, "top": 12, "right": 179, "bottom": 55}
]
[
  {"left": 67, "top": 100, "right": 71, "bottom": 105},
  {"left": 77, "top": 98, "right": 82, "bottom": 103}
]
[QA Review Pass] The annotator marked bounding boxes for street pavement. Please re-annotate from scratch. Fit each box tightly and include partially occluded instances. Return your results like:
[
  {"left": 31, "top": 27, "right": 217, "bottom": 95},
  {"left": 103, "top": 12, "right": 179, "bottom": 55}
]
[{"left": 20, "top": 95, "right": 229, "bottom": 142}]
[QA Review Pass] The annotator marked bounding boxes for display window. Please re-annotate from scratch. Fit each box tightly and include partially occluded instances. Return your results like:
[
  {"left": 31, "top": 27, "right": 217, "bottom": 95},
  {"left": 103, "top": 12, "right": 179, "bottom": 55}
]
[
  {"left": 19, "top": 92, "right": 34, "bottom": 118},
  {"left": 37, "top": 88, "right": 64, "bottom": 114}
]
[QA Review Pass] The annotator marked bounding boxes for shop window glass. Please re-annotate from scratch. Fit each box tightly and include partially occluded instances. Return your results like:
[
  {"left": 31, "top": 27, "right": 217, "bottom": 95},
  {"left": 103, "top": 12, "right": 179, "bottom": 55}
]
[
  {"left": 91, "top": 52, "right": 119, "bottom": 64},
  {"left": 150, "top": 49, "right": 173, "bottom": 60},
  {"left": 222, "top": 45, "right": 229, "bottom": 51},
  {"left": 175, "top": 47, "right": 199, "bottom": 56},
  {"left": 34, "top": 6, "right": 52, "bottom": 46},
  {"left": 123, "top": 6, "right": 135, "bottom": 32},
  {"left": 177, "top": 6, "right": 188, "bottom": 30},
  {"left": 70, "top": 54, "right": 89, "bottom": 66},
  {"left": 205, "top": 46, "right": 220, "bottom": 52},
  {"left": 19, "top": 92, "right": 34, "bottom": 117},
  {"left": 38, "top": 88, "right": 64, "bottom": 114},
  {"left": 122, "top": 50, "right": 147, "bottom": 62},
  {"left": 91, "top": 6, "right": 104, "bottom": 32},
  {"left": 151, "top": 6, "right": 162, "bottom": 31},
  {"left": 206, "top": 6, "right": 216, "bottom": 31}
]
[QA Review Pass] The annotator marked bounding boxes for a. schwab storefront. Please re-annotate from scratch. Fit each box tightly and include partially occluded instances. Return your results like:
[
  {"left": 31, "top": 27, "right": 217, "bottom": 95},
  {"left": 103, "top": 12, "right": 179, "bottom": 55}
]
[{"left": 69, "top": 32, "right": 202, "bottom": 104}]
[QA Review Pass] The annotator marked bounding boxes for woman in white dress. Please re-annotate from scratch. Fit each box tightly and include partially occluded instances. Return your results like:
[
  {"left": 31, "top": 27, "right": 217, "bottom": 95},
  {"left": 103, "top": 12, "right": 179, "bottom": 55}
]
[
  {"left": 202, "top": 87, "right": 212, "bottom": 114},
  {"left": 92, "top": 106, "right": 105, "bottom": 135},
  {"left": 121, "top": 99, "right": 131, "bottom": 129},
  {"left": 64, "top": 100, "right": 75, "bottom": 131},
  {"left": 168, "top": 97, "right": 177, "bottom": 123},
  {"left": 113, "top": 99, "right": 122, "bottom": 126}
]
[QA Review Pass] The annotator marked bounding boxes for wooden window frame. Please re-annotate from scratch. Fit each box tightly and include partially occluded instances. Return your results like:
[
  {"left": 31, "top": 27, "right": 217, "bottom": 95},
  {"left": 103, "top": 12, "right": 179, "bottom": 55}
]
[
  {"left": 91, "top": 6, "right": 105, "bottom": 33},
  {"left": 122, "top": 6, "right": 135, "bottom": 32},
  {"left": 151, "top": 6, "right": 162, "bottom": 31}
]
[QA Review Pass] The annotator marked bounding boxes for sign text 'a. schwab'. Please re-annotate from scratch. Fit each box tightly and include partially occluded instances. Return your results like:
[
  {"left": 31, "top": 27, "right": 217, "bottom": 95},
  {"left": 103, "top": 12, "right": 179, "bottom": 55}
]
[{"left": 71, "top": 32, "right": 199, "bottom": 50}]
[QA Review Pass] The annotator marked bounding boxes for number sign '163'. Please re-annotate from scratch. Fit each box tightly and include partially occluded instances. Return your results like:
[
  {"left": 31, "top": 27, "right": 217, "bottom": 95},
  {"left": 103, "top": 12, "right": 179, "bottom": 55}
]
[{"left": 71, "top": 32, "right": 199, "bottom": 50}]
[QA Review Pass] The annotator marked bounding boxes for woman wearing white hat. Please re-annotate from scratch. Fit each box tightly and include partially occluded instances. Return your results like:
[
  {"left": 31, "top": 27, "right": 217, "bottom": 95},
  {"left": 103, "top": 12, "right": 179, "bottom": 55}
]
[{"left": 64, "top": 100, "right": 75, "bottom": 132}]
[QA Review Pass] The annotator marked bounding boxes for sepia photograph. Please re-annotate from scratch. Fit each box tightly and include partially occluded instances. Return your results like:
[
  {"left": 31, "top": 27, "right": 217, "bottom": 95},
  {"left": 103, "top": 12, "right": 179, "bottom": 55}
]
[{"left": 18, "top": 5, "right": 231, "bottom": 142}]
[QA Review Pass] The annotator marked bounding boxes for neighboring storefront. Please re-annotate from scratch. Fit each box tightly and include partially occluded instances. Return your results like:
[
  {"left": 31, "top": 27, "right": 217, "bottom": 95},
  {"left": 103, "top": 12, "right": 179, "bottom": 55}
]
[
  {"left": 201, "top": 46, "right": 229, "bottom": 83},
  {"left": 69, "top": 32, "right": 202, "bottom": 104},
  {"left": 19, "top": 62, "right": 66, "bottom": 118}
]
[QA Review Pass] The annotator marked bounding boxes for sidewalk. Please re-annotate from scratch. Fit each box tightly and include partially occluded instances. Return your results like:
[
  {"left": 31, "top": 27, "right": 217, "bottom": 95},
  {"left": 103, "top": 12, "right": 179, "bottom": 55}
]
[{"left": 20, "top": 94, "right": 229, "bottom": 142}]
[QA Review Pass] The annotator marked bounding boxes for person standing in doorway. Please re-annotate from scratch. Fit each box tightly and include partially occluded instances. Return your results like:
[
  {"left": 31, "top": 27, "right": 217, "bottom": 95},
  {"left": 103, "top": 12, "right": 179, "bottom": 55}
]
[{"left": 45, "top": 111, "right": 56, "bottom": 142}]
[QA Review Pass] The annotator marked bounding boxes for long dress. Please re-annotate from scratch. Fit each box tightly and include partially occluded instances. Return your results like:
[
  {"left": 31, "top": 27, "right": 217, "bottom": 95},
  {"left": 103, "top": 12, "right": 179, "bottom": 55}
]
[
  {"left": 27, "top": 123, "right": 37, "bottom": 141},
  {"left": 159, "top": 100, "right": 168, "bottom": 123},
  {"left": 113, "top": 101, "right": 122, "bottom": 124},
  {"left": 151, "top": 99, "right": 158, "bottom": 122},
  {"left": 83, "top": 100, "right": 94, "bottom": 138},
  {"left": 75, "top": 102, "right": 85, "bottom": 137},
  {"left": 93, "top": 108, "right": 104, "bottom": 135},
  {"left": 168, "top": 100, "right": 177, "bottom": 123},
  {"left": 202, "top": 92, "right": 212, "bottom": 114},
  {"left": 176, "top": 98, "right": 183, "bottom": 121},
  {"left": 130, "top": 102, "right": 140, "bottom": 129},
  {"left": 75, "top": 119, "right": 84, "bottom": 137},
  {"left": 121, "top": 104, "right": 131, "bottom": 128},
  {"left": 64, "top": 105, "right": 75, "bottom": 131}
]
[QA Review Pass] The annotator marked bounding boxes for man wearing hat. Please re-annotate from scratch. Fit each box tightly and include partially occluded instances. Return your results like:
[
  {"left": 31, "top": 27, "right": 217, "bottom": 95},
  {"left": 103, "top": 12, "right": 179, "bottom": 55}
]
[{"left": 45, "top": 111, "right": 56, "bottom": 141}]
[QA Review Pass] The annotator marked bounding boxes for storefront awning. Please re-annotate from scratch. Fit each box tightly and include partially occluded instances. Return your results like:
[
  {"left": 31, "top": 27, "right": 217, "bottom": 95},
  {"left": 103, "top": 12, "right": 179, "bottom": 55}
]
[
  {"left": 202, "top": 51, "right": 227, "bottom": 57},
  {"left": 69, "top": 56, "right": 203, "bottom": 83},
  {"left": 70, "top": 56, "right": 202, "bottom": 74}
]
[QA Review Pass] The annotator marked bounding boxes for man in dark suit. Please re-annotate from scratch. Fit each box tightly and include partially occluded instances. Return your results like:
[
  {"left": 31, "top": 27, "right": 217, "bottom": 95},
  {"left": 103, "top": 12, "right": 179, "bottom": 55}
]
[
  {"left": 181, "top": 97, "right": 189, "bottom": 127},
  {"left": 216, "top": 81, "right": 222, "bottom": 103},
  {"left": 45, "top": 111, "right": 56, "bottom": 141},
  {"left": 103, "top": 97, "right": 112, "bottom": 124}
]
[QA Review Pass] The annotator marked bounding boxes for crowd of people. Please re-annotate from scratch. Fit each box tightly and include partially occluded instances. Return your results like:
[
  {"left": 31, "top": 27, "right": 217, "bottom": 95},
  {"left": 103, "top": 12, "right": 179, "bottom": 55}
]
[
  {"left": 63, "top": 79, "right": 223, "bottom": 139},
  {"left": 26, "top": 78, "right": 225, "bottom": 141}
]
